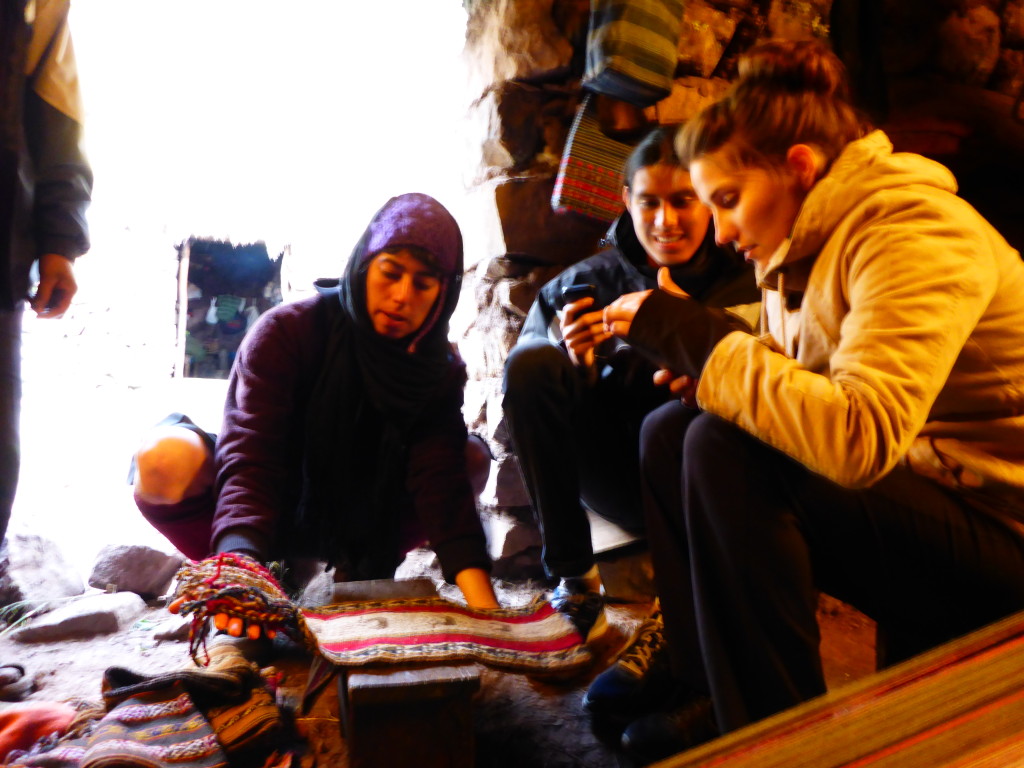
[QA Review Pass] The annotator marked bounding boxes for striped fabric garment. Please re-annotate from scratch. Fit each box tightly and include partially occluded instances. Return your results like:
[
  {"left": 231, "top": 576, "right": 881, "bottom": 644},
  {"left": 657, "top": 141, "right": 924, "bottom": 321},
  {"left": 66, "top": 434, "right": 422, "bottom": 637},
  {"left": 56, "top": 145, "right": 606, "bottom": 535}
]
[
  {"left": 552, "top": 93, "right": 634, "bottom": 224},
  {"left": 583, "top": 0, "right": 684, "bottom": 107},
  {"left": 302, "top": 596, "right": 594, "bottom": 676}
]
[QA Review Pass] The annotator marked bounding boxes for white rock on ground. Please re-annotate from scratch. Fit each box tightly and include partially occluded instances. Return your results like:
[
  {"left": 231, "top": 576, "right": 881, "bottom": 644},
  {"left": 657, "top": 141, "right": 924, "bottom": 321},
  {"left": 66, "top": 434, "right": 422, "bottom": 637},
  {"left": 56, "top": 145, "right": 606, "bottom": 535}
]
[
  {"left": 11, "top": 591, "right": 147, "bottom": 643},
  {"left": 0, "top": 532, "right": 85, "bottom": 612}
]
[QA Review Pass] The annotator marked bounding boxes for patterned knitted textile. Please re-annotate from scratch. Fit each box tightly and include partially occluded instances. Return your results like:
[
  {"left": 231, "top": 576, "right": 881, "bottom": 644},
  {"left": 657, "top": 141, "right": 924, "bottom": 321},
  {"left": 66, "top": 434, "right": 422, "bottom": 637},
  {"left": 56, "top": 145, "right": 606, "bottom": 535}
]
[
  {"left": 4, "top": 647, "right": 291, "bottom": 768},
  {"left": 6, "top": 680, "right": 228, "bottom": 768},
  {"left": 301, "top": 597, "right": 593, "bottom": 675},
  {"left": 170, "top": 553, "right": 314, "bottom": 664}
]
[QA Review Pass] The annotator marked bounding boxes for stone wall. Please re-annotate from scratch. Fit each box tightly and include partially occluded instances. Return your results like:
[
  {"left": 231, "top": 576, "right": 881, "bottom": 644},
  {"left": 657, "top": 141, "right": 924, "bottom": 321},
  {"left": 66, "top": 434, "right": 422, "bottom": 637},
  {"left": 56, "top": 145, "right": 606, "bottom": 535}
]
[{"left": 458, "top": 0, "right": 1024, "bottom": 516}]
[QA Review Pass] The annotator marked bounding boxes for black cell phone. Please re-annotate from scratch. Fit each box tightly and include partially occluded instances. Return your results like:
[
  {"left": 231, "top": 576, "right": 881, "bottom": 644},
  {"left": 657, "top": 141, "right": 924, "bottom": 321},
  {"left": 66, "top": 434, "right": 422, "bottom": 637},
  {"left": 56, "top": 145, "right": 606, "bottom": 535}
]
[{"left": 560, "top": 283, "right": 596, "bottom": 305}]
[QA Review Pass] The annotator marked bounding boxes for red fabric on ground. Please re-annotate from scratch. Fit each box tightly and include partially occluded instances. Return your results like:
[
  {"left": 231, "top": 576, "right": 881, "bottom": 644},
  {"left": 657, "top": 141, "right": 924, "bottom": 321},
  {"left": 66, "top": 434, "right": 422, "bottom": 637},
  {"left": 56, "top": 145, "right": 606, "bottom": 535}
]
[{"left": 0, "top": 702, "right": 77, "bottom": 762}]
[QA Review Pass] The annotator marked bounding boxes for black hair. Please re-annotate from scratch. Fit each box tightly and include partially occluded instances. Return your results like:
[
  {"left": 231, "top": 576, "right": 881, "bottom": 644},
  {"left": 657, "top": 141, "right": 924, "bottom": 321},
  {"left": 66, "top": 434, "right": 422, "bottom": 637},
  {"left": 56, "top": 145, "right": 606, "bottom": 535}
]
[{"left": 623, "top": 125, "right": 681, "bottom": 189}]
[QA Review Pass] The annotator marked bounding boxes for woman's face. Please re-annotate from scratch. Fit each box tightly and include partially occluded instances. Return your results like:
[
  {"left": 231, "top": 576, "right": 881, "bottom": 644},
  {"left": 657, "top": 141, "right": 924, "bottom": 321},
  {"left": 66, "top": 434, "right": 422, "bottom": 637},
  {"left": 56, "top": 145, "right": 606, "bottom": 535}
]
[
  {"left": 622, "top": 164, "right": 713, "bottom": 268},
  {"left": 689, "top": 147, "right": 808, "bottom": 272},
  {"left": 365, "top": 249, "right": 442, "bottom": 339}
]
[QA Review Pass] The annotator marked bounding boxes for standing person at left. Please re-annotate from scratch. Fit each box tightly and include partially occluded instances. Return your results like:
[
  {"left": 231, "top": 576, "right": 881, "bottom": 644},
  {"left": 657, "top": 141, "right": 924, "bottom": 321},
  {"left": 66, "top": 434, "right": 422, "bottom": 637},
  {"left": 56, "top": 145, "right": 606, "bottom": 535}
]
[
  {"left": 0, "top": 0, "right": 91, "bottom": 701},
  {"left": 1, "top": 0, "right": 91, "bottom": 547}
]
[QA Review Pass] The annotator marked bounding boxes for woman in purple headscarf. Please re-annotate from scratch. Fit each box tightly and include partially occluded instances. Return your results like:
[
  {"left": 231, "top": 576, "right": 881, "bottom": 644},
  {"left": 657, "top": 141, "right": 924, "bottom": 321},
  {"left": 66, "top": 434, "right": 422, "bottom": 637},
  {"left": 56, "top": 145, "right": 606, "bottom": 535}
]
[{"left": 134, "top": 194, "right": 498, "bottom": 614}]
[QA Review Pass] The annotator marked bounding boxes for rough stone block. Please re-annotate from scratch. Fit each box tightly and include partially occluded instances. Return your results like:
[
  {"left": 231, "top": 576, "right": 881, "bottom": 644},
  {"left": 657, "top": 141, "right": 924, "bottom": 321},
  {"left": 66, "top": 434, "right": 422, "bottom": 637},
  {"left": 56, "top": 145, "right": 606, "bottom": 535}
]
[
  {"left": 597, "top": 547, "right": 655, "bottom": 604},
  {"left": 646, "top": 76, "right": 731, "bottom": 125},
  {"left": 767, "top": 0, "right": 831, "bottom": 41},
  {"left": 938, "top": 5, "right": 1001, "bottom": 86},
  {"left": 88, "top": 544, "right": 184, "bottom": 599},
  {"left": 1005, "top": 0, "right": 1024, "bottom": 46},
  {"left": 991, "top": 48, "right": 1024, "bottom": 98},
  {"left": 0, "top": 533, "right": 84, "bottom": 613},
  {"left": 465, "top": 0, "right": 573, "bottom": 88},
  {"left": 481, "top": 506, "right": 541, "bottom": 561},
  {"left": 677, "top": 0, "right": 739, "bottom": 78},
  {"left": 494, "top": 177, "right": 607, "bottom": 267},
  {"left": 493, "top": 82, "right": 545, "bottom": 168},
  {"left": 12, "top": 591, "right": 146, "bottom": 642}
]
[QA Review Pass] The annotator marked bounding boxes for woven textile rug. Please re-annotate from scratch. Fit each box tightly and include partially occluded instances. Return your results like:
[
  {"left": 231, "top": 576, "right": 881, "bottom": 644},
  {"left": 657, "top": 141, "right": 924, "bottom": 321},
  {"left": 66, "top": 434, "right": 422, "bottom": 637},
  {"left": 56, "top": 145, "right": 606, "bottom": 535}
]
[{"left": 301, "top": 597, "right": 593, "bottom": 675}]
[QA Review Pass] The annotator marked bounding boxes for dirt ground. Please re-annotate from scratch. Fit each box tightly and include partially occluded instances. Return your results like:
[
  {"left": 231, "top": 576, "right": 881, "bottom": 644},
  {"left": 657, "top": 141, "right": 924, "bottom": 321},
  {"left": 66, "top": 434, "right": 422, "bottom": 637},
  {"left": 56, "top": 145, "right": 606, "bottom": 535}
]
[{"left": 0, "top": 606, "right": 191, "bottom": 705}]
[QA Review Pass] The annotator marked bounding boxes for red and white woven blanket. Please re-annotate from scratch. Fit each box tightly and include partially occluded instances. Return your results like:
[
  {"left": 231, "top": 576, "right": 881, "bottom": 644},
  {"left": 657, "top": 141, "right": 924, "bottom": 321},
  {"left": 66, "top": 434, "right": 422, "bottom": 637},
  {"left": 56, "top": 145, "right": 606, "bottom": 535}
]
[{"left": 301, "top": 597, "right": 592, "bottom": 675}]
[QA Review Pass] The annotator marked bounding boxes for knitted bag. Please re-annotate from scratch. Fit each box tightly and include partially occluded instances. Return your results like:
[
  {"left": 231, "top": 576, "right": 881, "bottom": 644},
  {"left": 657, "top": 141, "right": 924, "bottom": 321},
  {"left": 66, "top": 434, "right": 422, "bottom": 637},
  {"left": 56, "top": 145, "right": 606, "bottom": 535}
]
[
  {"left": 583, "top": 0, "right": 684, "bottom": 108},
  {"left": 552, "top": 93, "right": 634, "bottom": 224}
]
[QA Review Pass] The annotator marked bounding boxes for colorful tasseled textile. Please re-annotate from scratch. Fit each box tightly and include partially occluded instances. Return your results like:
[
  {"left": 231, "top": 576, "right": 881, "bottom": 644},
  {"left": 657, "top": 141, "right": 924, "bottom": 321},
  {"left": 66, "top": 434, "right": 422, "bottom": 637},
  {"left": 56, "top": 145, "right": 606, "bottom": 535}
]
[{"left": 169, "top": 553, "right": 314, "bottom": 664}]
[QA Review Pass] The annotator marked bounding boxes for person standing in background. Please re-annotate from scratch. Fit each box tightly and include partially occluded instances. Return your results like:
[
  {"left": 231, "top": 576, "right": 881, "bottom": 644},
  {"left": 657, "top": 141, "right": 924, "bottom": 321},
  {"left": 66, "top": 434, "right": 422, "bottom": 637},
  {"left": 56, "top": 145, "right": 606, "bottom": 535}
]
[
  {"left": 1, "top": 0, "right": 92, "bottom": 547},
  {"left": 0, "top": 0, "right": 91, "bottom": 702}
]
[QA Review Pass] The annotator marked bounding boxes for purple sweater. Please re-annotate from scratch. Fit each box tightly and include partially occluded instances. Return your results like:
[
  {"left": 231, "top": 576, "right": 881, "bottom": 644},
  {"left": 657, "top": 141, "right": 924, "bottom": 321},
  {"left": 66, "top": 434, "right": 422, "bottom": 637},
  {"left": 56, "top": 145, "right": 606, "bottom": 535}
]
[{"left": 211, "top": 293, "right": 491, "bottom": 582}]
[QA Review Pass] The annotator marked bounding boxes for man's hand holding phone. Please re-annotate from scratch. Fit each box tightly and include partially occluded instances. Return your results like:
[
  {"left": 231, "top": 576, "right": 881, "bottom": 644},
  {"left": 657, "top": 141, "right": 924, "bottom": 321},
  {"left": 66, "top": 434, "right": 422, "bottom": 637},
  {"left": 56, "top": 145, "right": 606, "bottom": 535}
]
[{"left": 559, "top": 283, "right": 611, "bottom": 368}]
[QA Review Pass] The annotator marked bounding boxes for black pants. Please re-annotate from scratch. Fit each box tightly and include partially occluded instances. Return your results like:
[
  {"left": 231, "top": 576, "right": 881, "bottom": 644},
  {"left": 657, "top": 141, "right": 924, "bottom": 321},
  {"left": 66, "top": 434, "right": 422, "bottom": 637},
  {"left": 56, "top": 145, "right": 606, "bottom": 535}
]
[
  {"left": 640, "top": 402, "right": 1024, "bottom": 733},
  {"left": 503, "top": 339, "right": 667, "bottom": 578},
  {"left": 0, "top": 308, "right": 21, "bottom": 545}
]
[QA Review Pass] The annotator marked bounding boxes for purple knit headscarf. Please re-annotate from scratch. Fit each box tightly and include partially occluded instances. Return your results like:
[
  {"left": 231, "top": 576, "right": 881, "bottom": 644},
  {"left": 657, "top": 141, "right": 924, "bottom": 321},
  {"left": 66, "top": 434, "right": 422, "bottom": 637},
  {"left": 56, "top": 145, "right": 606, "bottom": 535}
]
[{"left": 359, "top": 193, "right": 463, "bottom": 352}]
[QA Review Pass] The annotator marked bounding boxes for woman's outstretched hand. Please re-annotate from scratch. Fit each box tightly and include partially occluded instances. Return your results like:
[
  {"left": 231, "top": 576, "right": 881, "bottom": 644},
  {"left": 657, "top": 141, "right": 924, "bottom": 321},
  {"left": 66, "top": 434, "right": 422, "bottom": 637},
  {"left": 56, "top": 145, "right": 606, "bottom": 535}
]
[
  {"left": 602, "top": 268, "right": 693, "bottom": 338},
  {"left": 650, "top": 269, "right": 698, "bottom": 406}
]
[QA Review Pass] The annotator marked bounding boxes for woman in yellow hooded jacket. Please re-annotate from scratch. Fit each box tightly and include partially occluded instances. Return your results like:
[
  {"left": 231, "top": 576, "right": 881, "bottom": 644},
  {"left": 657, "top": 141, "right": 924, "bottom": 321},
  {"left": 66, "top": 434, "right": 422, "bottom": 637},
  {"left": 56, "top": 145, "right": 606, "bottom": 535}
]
[{"left": 594, "top": 38, "right": 1024, "bottom": 764}]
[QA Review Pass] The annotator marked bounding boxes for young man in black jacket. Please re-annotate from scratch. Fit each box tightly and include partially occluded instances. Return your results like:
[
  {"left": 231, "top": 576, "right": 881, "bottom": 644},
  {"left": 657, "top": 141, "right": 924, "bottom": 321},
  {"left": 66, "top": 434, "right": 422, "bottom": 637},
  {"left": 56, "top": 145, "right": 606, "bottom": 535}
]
[{"left": 503, "top": 127, "right": 758, "bottom": 645}]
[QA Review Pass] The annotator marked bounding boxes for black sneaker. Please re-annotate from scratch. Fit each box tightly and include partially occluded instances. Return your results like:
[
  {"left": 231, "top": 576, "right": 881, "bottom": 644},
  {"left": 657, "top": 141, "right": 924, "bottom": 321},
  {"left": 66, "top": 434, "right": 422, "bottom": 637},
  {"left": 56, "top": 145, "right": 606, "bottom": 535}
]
[
  {"left": 583, "top": 604, "right": 677, "bottom": 720},
  {"left": 621, "top": 694, "right": 718, "bottom": 765},
  {"left": 549, "top": 581, "right": 608, "bottom": 645}
]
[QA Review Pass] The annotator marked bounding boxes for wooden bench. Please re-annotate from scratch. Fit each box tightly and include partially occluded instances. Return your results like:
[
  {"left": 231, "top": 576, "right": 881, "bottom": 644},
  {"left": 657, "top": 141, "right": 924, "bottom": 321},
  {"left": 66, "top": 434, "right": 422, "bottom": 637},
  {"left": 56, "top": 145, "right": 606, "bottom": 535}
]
[{"left": 660, "top": 609, "right": 1024, "bottom": 767}]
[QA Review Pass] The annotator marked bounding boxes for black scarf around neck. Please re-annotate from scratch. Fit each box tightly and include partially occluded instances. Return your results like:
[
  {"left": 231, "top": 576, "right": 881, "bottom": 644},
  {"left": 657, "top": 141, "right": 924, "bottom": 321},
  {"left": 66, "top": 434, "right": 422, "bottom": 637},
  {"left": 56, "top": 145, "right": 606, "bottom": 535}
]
[{"left": 296, "top": 243, "right": 460, "bottom": 579}]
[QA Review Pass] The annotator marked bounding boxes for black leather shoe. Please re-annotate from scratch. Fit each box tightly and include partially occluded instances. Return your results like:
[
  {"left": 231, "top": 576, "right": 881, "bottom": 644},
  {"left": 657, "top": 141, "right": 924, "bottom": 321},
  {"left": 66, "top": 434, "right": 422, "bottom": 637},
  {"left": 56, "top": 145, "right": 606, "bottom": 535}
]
[{"left": 621, "top": 694, "right": 718, "bottom": 765}]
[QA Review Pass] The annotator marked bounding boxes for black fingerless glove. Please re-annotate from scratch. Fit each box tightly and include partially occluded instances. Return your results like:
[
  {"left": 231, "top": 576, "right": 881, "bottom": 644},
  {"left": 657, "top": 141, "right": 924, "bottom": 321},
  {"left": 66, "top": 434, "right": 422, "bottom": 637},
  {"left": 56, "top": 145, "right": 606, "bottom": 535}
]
[{"left": 626, "top": 289, "right": 743, "bottom": 378}]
